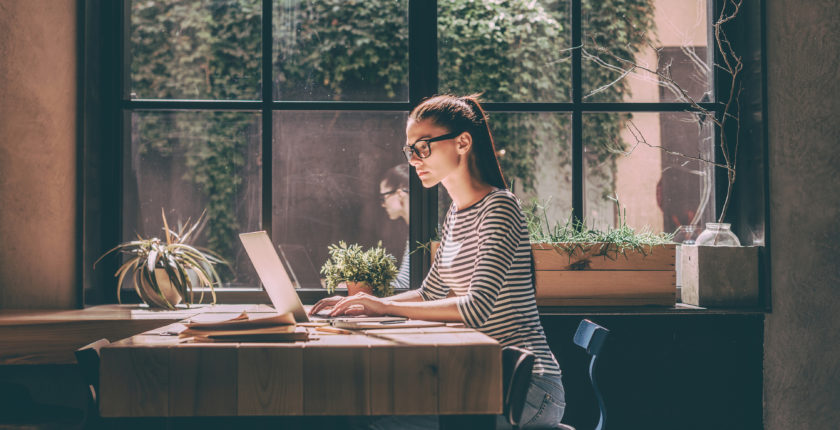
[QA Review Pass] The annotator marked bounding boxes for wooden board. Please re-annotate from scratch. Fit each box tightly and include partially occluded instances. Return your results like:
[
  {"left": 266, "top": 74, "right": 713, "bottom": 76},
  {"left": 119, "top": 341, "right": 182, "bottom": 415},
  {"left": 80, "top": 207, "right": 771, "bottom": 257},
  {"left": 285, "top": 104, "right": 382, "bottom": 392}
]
[
  {"left": 99, "top": 346, "right": 170, "bottom": 417},
  {"left": 535, "top": 270, "right": 676, "bottom": 297},
  {"left": 238, "top": 344, "right": 304, "bottom": 415},
  {"left": 302, "top": 343, "right": 372, "bottom": 415},
  {"left": 369, "top": 346, "right": 438, "bottom": 415},
  {"left": 437, "top": 343, "right": 502, "bottom": 415},
  {"left": 532, "top": 243, "right": 676, "bottom": 271},
  {"left": 169, "top": 345, "right": 238, "bottom": 416},
  {"left": 536, "top": 295, "right": 675, "bottom": 307}
]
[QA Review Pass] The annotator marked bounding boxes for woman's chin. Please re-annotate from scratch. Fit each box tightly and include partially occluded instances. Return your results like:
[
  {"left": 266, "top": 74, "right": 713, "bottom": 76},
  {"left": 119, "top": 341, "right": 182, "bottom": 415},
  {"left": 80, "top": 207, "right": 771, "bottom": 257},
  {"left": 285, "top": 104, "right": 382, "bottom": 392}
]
[{"left": 419, "top": 177, "right": 439, "bottom": 188}]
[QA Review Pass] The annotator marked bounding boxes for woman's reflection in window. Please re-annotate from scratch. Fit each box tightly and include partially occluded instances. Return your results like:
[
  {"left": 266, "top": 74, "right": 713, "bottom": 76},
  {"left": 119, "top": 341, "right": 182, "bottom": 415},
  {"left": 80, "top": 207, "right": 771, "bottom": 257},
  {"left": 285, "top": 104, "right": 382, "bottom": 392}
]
[{"left": 379, "top": 164, "right": 410, "bottom": 288}]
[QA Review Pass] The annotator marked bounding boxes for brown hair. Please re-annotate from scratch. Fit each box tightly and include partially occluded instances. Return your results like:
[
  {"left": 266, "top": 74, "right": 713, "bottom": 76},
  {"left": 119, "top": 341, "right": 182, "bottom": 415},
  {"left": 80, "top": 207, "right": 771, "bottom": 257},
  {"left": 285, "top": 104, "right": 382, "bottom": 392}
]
[
  {"left": 408, "top": 94, "right": 508, "bottom": 190},
  {"left": 381, "top": 163, "right": 410, "bottom": 191}
]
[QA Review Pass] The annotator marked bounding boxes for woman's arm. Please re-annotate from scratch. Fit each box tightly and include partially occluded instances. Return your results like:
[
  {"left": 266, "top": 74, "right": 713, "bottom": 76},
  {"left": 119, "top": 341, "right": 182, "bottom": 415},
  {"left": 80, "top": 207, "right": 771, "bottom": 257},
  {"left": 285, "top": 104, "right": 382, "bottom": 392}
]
[
  {"left": 309, "top": 288, "right": 423, "bottom": 316},
  {"left": 387, "top": 289, "right": 425, "bottom": 302},
  {"left": 328, "top": 293, "right": 463, "bottom": 322}
]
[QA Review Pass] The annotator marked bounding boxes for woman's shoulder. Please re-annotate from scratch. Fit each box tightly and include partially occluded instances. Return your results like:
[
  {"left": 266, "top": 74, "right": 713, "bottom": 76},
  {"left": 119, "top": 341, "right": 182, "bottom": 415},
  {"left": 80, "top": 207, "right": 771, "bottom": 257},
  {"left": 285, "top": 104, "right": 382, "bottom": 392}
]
[{"left": 478, "top": 188, "right": 523, "bottom": 214}]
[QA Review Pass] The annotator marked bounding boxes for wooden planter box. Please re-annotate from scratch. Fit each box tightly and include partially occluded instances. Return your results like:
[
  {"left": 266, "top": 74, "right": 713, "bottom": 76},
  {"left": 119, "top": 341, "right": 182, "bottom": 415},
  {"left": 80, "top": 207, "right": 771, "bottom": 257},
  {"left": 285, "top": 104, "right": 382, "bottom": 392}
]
[
  {"left": 532, "top": 243, "right": 676, "bottom": 307},
  {"left": 430, "top": 241, "right": 676, "bottom": 306}
]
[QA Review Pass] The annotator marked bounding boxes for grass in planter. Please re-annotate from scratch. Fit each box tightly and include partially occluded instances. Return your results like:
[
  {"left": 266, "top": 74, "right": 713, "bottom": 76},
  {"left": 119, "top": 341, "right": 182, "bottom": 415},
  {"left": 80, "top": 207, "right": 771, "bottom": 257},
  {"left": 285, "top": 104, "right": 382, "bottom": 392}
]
[{"left": 524, "top": 198, "right": 674, "bottom": 260}]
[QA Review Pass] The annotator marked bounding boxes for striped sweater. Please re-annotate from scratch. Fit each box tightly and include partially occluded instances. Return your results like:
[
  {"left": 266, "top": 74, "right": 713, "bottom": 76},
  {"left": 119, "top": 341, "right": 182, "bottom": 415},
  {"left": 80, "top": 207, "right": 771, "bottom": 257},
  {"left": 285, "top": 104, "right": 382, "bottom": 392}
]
[{"left": 419, "top": 189, "right": 561, "bottom": 376}]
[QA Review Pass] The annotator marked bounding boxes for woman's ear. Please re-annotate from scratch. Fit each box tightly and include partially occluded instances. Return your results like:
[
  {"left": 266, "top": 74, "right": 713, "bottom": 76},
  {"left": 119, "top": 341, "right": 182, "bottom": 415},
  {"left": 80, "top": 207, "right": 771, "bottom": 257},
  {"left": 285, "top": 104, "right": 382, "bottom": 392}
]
[{"left": 456, "top": 132, "right": 473, "bottom": 155}]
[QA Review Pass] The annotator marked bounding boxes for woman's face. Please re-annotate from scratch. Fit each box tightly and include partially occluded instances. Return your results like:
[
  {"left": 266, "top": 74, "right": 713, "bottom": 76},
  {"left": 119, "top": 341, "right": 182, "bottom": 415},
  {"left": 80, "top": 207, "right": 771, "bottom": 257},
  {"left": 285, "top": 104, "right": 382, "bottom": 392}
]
[
  {"left": 405, "top": 118, "right": 464, "bottom": 188},
  {"left": 379, "top": 179, "right": 406, "bottom": 220}
]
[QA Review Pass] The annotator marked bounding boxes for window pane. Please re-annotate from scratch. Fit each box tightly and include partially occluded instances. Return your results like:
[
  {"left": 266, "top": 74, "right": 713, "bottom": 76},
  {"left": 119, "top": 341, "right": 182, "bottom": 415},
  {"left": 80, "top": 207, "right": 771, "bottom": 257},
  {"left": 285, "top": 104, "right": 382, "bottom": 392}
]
[
  {"left": 584, "top": 112, "right": 715, "bottom": 233},
  {"left": 438, "top": 0, "right": 571, "bottom": 102},
  {"left": 437, "top": 113, "right": 572, "bottom": 230},
  {"left": 130, "top": 0, "right": 262, "bottom": 100},
  {"left": 123, "top": 111, "right": 262, "bottom": 288},
  {"left": 582, "top": 0, "right": 712, "bottom": 103},
  {"left": 273, "top": 1, "right": 409, "bottom": 101},
  {"left": 273, "top": 112, "right": 409, "bottom": 289}
]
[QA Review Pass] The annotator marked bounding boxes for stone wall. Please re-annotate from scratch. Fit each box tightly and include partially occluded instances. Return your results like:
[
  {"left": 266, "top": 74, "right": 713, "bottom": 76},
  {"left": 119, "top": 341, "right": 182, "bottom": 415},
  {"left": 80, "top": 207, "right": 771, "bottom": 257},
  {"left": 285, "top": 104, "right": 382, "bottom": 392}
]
[
  {"left": 765, "top": 1, "right": 840, "bottom": 428},
  {"left": 0, "top": 0, "right": 78, "bottom": 308}
]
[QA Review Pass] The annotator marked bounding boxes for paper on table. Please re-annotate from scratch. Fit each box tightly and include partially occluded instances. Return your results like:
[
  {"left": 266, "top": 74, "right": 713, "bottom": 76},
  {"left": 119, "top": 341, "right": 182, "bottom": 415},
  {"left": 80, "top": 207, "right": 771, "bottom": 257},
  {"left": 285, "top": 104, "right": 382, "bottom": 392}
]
[{"left": 184, "top": 311, "right": 295, "bottom": 330}]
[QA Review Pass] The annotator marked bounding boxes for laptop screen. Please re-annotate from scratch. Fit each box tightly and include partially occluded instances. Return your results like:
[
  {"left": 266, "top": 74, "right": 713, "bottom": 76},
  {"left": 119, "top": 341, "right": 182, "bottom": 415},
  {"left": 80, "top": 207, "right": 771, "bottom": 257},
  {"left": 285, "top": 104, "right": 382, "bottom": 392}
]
[{"left": 239, "top": 231, "right": 309, "bottom": 323}]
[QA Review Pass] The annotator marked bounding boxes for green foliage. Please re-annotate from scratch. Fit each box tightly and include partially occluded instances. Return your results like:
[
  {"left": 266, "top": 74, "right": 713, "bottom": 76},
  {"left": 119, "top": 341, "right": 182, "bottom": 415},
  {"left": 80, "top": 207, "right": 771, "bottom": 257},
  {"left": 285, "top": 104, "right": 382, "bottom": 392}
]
[
  {"left": 129, "top": 0, "right": 656, "bottom": 275},
  {"left": 274, "top": 0, "right": 408, "bottom": 100},
  {"left": 320, "top": 241, "right": 398, "bottom": 297},
  {"left": 95, "top": 210, "right": 229, "bottom": 309},
  {"left": 524, "top": 198, "right": 673, "bottom": 259}
]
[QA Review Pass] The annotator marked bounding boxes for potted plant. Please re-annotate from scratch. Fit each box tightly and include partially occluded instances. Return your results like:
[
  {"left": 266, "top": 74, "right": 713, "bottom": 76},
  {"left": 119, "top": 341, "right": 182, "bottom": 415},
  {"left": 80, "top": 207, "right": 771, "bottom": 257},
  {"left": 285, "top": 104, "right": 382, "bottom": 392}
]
[
  {"left": 95, "top": 210, "right": 228, "bottom": 309},
  {"left": 320, "top": 241, "right": 398, "bottom": 298}
]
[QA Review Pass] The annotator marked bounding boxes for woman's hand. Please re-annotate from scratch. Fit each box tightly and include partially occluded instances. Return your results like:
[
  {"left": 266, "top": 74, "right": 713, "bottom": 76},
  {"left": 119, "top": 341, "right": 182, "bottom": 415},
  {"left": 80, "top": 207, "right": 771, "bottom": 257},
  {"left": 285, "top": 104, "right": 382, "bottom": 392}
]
[
  {"left": 330, "top": 293, "right": 392, "bottom": 317},
  {"left": 308, "top": 296, "right": 344, "bottom": 316}
]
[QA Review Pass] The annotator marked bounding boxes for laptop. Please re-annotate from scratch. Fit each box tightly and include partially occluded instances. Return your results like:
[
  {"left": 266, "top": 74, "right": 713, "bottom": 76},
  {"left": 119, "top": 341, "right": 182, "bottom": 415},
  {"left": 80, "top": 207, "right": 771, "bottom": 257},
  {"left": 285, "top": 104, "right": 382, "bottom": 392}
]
[
  {"left": 239, "top": 231, "right": 406, "bottom": 324},
  {"left": 239, "top": 231, "right": 311, "bottom": 323}
]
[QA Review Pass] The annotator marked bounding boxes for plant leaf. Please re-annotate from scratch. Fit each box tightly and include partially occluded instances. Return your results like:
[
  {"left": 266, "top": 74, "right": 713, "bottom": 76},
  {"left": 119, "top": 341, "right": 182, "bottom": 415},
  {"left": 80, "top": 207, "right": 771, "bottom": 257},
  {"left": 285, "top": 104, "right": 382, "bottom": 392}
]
[{"left": 161, "top": 208, "right": 172, "bottom": 246}]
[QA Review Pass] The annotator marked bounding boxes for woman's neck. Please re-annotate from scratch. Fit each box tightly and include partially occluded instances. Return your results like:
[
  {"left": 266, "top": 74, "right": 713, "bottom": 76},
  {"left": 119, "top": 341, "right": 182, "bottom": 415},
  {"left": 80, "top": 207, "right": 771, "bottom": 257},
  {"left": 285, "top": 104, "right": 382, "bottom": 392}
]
[{"left": 442, "top": 172, "right": 496, "bottom": 211}]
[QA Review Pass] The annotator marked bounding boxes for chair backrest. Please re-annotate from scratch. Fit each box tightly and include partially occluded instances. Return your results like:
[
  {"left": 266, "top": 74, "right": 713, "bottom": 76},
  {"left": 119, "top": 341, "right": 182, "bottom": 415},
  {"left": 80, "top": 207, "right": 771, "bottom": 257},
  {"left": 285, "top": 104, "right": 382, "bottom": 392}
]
[
  {"left": 502, "top": 346, "right": 536, "bottom": 426},
  {"left": 573, "top": 319, "right": 610, "bottom": 430},
  {"left": 75, "top": 338, "right": 110, "bottom": 406}
]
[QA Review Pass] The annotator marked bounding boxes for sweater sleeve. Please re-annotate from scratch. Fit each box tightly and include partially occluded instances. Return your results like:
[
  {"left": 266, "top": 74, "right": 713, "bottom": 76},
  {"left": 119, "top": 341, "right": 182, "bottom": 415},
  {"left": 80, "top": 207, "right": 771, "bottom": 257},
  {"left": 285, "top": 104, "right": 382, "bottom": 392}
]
[{"left": 455, "top": 196, "right": 523, "bottom": 328}]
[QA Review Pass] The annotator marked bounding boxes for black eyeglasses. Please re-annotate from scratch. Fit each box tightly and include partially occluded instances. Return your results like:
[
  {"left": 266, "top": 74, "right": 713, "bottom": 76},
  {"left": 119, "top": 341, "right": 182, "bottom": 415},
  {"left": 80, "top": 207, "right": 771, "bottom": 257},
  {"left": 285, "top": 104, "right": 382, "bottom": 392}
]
[
  {"left": 402, "top": 131, "right": 462, "bottom": 161},
  {"left": 379, "top": 188, "right": 407, "bottom": 202}
]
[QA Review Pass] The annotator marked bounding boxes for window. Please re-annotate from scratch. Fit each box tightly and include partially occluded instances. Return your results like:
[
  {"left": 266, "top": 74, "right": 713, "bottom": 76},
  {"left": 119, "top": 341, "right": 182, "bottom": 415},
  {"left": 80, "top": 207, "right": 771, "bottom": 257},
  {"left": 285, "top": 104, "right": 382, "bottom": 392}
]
[{"left": 84, "top": 0, "right": 765, "bottom": 304}]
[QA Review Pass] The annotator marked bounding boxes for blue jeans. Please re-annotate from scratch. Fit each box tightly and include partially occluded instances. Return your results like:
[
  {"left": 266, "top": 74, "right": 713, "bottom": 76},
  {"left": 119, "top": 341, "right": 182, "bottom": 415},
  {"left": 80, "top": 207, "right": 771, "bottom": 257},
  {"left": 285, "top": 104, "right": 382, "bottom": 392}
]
[{"left": 517, "top": 373, "right": 566, "bottom": 428}]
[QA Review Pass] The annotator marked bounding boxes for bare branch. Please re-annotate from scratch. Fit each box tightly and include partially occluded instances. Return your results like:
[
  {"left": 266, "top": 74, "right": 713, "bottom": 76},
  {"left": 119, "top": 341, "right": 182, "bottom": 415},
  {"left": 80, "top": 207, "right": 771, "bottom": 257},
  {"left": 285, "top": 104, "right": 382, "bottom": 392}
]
[{"left": 621, "top": 120, "right": 731, "bottom": 172}]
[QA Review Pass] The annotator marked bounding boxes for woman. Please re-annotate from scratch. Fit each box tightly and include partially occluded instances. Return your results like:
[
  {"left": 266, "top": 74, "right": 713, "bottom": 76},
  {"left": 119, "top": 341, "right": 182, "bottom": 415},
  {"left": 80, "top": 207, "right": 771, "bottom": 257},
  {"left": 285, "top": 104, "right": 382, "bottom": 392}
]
[
  {"left": 311, "top": 94, "right": 565, "bottom": 428},
  {"left": 379, "top": 164, "right": 410, "bottom": 289}
]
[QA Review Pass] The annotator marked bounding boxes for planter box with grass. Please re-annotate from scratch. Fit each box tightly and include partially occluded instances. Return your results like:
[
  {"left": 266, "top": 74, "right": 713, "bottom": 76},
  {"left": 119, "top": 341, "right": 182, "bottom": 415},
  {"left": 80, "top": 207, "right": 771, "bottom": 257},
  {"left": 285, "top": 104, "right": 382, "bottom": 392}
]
[{"left": 532, "top": 242, "right": 676, "bottom": 306}]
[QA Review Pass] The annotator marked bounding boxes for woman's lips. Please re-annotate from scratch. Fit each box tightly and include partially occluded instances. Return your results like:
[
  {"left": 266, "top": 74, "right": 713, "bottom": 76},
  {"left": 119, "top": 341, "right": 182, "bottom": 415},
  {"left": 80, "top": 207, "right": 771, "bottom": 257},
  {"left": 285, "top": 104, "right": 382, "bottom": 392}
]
[{"left": 416, "top": 170, "right": 429, "bottom": 177}]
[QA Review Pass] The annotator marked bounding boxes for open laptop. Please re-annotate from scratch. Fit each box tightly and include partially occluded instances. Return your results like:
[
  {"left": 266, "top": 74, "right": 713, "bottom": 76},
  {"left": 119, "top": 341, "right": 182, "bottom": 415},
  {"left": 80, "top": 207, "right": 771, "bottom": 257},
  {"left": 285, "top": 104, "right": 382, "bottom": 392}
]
[
  {"left": 239, "top": 231, "right": 312, "bottom": 322},
  {"left": 239, "top": 231, "right": 406, "bottom": 324}
]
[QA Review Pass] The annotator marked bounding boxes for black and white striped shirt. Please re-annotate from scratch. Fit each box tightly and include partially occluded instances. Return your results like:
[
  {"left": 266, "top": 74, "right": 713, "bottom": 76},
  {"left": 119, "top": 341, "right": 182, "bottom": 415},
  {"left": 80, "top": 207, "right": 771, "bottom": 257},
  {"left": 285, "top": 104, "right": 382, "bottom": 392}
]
[
  {"left": 419, "top": 189, "right": 561, "bottom": 376},
  {"left": 392, "top": 241, "right": 410, "bottom": 289}
]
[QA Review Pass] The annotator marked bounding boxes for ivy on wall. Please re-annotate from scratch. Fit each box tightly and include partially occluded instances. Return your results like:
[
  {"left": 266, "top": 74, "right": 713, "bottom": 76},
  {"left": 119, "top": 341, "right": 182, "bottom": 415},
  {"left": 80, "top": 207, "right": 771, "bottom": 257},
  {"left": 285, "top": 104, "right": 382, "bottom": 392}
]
[{"left": 129, "top": 0, "right": 654, "bottom": 272}]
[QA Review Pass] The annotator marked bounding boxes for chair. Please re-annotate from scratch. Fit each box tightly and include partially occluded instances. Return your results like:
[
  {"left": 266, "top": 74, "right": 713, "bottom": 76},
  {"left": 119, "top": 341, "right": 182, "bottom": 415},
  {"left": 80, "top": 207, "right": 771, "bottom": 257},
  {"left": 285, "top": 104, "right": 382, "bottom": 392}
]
[
  {"left": 573, "top": 319, "right": 610, "bottom": 430},
  {"left": 502, "top": 346, "right": 536, "bottom": 427},
  {"left": 503, "top": 345, "right": 576, "bottom": 430},
  {"left": 75, "top": 338, "right": 110, "bottom": 427}
]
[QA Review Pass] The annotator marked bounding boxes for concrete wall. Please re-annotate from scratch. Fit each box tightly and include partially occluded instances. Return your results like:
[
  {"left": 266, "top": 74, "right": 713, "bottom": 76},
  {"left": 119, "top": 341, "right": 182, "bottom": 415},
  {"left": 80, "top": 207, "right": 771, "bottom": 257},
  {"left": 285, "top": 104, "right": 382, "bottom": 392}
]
[
  {"left": 765, "top": 1, "right": 840, "bottom": 429},
  {"left": 0, "top": 1, "right": 78, "bottom": 308}
]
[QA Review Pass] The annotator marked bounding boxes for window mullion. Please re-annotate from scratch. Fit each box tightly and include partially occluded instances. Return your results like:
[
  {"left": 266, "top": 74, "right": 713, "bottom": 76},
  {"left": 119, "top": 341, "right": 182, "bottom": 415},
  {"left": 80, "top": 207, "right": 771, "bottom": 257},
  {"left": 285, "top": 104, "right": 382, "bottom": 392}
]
[
  {"left": 571, "top": 0, "right": 583, "bottom": 224},
  {"left": 408, "top": 0, "right": 438, "bottom": 289},
  {"left": 261, "top": 0, "right": 273, "bottom": 236}
]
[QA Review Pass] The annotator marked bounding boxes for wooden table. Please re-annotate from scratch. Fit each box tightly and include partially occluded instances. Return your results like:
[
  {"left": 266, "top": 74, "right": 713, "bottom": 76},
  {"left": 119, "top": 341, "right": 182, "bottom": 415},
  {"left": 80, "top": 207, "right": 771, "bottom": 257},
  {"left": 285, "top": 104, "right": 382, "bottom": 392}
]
[
  {"left": 99, "top": 315, "right": 502, "bottom": 425},
  {"left": 0, "top": 304, "right": 269, "bottom": 365}
]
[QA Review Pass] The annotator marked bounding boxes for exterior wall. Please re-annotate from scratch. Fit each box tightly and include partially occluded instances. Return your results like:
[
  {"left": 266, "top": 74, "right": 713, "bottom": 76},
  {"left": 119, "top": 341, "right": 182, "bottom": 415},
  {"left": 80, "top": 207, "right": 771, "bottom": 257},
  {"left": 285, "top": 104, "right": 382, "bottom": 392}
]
[
  {"left": 765, "top": 1, "right": 840, "bottom": 429},
  {"left": 614, "top": 0, "right": 708, "bottom": 232},
  {"left": 0, "top": 0, "right": 77, "bottom": 308}
]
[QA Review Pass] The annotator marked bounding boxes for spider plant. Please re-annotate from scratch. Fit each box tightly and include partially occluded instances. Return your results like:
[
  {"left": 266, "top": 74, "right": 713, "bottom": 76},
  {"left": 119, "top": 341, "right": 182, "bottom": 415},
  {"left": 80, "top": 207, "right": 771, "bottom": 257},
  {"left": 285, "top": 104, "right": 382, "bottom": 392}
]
[{"left": 95, "top": 209, "right": 229, "bottom": 309}]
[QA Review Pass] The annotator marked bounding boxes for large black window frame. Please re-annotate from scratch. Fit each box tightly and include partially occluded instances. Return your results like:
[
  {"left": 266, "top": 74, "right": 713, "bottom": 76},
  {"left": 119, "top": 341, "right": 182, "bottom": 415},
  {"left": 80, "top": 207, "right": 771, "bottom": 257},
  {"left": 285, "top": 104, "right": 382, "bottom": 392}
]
[{"left": 81, "top": 0, "right": 770, "bottom": 308}]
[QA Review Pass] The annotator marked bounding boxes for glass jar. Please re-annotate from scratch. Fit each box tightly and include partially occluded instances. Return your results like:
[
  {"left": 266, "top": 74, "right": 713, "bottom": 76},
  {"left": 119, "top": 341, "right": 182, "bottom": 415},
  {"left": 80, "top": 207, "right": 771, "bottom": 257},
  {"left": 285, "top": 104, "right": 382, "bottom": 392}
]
[{"left": 695, "top": 223, "right": 741, "bottom": 246}]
